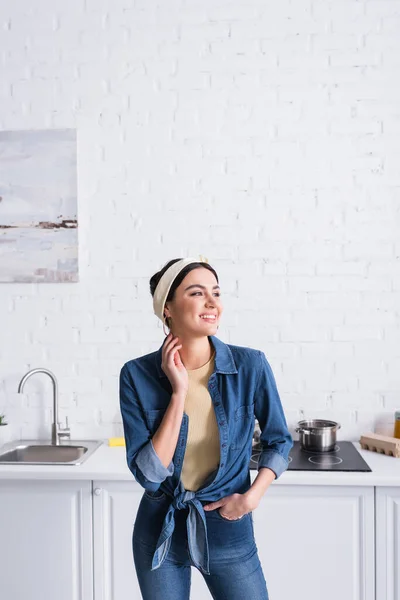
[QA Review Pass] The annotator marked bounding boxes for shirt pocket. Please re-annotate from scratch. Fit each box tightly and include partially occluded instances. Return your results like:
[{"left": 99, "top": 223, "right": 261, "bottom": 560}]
[
  {"left": 144, "top": 408, "right": 167, "bottom": 432},
  {"left": 230, "top": 402, "right": 255, "bottom": 450}
]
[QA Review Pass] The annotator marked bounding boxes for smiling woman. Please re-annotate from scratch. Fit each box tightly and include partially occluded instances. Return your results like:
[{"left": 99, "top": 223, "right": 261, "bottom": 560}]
[{"left": 119, "top": 255, "right": 292, "bottom": 600}]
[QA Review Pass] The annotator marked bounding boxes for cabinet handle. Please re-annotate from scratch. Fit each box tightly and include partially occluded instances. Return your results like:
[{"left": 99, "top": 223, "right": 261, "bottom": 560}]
[{"left": 94, "top": 488, "right": 102, "bottom": 496}]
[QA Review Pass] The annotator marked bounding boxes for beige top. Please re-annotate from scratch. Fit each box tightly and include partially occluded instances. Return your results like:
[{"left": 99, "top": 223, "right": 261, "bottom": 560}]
[{"left": 180, "top": 350, "right": 220, "bottom": 491}]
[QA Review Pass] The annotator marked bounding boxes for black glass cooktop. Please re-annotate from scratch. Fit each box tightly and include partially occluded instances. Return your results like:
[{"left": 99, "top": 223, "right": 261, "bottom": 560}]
[{"left": 250, "top": 441, "right": 372, "bottom": 472}]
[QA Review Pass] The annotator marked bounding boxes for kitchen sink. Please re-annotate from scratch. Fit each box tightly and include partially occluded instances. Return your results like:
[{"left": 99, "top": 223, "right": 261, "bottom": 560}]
[{"left": 0, "top": 439, "right": 104, "bottom": 465}]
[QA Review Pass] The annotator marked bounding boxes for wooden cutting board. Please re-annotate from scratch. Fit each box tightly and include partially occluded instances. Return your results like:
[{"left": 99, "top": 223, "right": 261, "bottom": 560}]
[{"left": 359, "top": 432, "right": 400, "bottom": 458}]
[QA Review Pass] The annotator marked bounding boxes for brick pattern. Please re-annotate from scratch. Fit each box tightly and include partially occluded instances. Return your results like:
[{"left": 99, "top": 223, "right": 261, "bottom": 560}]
[{"left": 0, "top": 0, "right": 399, "bottom": 442}]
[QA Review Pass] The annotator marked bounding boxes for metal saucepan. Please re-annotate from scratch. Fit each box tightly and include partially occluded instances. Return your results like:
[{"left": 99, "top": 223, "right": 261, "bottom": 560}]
[{"left": 295, "top": 419, "right": 341, "bottom": 452}]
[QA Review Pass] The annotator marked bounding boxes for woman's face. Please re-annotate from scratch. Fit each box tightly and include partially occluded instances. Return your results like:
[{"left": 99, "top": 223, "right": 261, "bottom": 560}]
[{"left": 164, "top": 267, "right": 223, "bottom": 337}]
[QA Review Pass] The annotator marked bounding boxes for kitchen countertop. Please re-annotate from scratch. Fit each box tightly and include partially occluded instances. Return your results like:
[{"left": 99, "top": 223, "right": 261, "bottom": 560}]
[{"left": 0, "top": 440, "right": 399, "bottom": 486}]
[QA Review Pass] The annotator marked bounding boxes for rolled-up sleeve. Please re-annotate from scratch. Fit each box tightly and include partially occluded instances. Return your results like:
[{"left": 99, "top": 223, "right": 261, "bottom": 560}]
[
  {"left": 119, "top": 363, "right": 174, "bottom": 491},
  {"left": 253, "top": 351, "right": 293, "bottom": 479}
]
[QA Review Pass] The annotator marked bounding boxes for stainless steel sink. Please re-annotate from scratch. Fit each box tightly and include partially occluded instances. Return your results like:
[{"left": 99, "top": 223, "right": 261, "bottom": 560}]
[{"left": 0, "top": 439, "right": 104, "bottom": 465}]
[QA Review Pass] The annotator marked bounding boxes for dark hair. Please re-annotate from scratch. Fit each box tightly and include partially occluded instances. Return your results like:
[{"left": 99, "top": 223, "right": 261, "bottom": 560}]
[{"left": 149, "top": 259, "right": 219, "bottom": 320}]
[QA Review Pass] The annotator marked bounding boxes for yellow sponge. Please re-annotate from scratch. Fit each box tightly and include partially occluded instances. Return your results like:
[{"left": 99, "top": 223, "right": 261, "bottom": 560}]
[{"left": 108, "top": 437, "right": 126, "bottom": 446}]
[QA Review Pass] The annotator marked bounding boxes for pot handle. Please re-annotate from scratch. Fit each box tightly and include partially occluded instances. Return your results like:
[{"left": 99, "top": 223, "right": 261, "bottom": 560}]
[{"left": 295, "top": 427, "right": 311, "bottom": 434}]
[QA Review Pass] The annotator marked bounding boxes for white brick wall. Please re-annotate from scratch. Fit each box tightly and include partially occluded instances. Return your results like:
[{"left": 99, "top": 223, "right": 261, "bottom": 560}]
[{"left": 0, "top": 0, "right": 399, "bottom": 444}]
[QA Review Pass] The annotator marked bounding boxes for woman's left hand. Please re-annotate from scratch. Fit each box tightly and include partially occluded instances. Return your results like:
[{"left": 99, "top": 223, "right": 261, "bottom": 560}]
[{"left": 203, "top": 493, "right": 259, "bottom": 520}]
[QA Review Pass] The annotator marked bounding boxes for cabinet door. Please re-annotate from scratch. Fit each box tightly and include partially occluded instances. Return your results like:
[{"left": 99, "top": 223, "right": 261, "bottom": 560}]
[
  {"left": 92, "top": 481, "right": 216, "bottom": 600},
  {"left": 0, "top": 479, "right": 93, "bottom": 600},
  {"left": 376, "top": 487, "right": 400, "bottom": 600},
  {"left": 253, "top": 485, "right": 375, "bottom": 600},
  {"left": 93, "top": 481, "right": 143, "bottom": 600}
]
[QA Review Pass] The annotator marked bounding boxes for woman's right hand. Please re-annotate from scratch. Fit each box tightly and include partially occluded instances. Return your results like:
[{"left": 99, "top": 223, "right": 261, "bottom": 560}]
[{"left": 161, "top": 333, "right": 189, "bottom": 396}]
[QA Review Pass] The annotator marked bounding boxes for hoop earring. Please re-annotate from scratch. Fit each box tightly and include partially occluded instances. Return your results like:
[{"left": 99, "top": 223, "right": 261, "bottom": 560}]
[{"left": 163, "top": 316, "right": 170, "bottom": 336}]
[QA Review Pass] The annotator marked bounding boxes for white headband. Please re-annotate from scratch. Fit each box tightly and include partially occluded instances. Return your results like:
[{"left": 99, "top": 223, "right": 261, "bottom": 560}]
[{"left": 153, "top": 255, "right": 209, "bottom": 323}]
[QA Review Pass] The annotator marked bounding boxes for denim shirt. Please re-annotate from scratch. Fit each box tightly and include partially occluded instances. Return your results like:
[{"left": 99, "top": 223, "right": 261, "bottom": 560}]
[{"left": 119, "top": 335, "right": 293, "bottom": 576}]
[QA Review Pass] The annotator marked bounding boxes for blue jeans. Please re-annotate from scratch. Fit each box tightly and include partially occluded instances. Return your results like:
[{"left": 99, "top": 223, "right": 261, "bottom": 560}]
[{"left": 132, "top": 489, "right": 269, "bottom": 600}]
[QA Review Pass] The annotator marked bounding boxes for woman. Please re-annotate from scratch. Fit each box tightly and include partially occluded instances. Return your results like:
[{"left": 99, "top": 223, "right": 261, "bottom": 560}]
[{"left": 119, "top": 256, "right": 293, "bottom": 600}]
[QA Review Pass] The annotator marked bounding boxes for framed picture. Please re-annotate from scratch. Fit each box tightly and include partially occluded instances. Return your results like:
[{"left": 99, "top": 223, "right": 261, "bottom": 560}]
[{"left": 0, "top": 129, "right": 78, "bottom": 282}]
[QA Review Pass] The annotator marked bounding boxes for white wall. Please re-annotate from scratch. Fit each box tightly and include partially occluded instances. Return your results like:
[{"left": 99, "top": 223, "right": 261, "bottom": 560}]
[{"left": 0, "top": 0, "right": 399, "bottom": 443}]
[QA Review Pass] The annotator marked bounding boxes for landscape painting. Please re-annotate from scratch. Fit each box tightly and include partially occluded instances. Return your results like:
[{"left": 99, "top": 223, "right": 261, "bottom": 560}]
[{"left": 0, "top": 129, "right": 78, "bottom": 282}]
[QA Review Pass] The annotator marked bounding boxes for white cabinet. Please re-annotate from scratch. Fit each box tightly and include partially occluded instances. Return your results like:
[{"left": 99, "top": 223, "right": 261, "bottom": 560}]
[
  {"left": 254, "top": 485, "right": 375, "bottom": 600},
  {"left": 0, "top": 479, "right": 379, "bottom": 600},
  {"left": 92, "top": 482, "right": 375, "bottom": 600},
  {"left": 92, "top": 480, "right": 143, "bottom": 600},
  {"left": 0, "top": 479, "right": 93, "bottom": 600},
  {"left": 91, "top": 481, "right": 225, "bottom": 600},
  {"left": 376, "top": 487, "right": 400, "bottom": 600}
]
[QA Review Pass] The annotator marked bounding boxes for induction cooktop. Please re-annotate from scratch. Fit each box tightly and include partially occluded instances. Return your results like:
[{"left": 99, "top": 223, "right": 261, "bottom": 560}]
[{"left": 250, "top": 441, "right": 372, "bottom": 472}]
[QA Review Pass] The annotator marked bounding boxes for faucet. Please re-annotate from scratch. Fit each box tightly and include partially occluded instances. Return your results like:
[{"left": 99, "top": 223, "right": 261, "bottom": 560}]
[{"left": 17, "top": 368, "right": 71, "bottom": 445}]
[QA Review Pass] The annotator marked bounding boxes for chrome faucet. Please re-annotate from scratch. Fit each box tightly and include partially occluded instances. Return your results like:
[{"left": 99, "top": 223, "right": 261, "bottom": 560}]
[{"left": 17, "top": 368, "right": 71, "bottom": 445}]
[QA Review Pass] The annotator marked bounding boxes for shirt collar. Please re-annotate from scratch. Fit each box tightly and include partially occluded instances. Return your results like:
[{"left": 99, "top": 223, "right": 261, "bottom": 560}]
[{"left": 154, "top": 335, "right": 238, "bottom": 378}]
